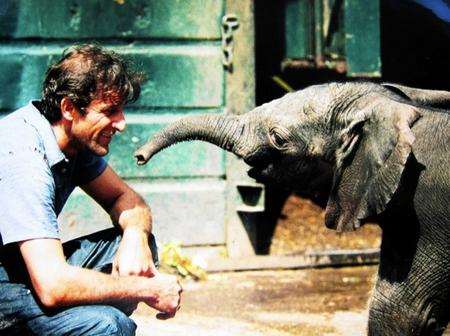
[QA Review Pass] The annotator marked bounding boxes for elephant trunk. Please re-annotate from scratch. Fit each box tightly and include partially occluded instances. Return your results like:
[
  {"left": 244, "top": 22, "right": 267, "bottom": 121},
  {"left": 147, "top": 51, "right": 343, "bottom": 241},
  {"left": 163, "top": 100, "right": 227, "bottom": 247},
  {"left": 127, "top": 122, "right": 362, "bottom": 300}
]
[{"left": 134, "top": 114, "right": 245, "bottom": 165}]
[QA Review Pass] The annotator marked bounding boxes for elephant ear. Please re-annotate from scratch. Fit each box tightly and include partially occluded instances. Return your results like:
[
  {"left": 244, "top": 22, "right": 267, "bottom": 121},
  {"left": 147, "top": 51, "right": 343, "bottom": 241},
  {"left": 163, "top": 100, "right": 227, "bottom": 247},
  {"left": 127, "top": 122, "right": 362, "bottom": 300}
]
[
  {"left": 382, "top": 83, "right": 450, "bottom": 109},
  {"left": 325, "top": 97, "right": 421, "bottom": 232}
]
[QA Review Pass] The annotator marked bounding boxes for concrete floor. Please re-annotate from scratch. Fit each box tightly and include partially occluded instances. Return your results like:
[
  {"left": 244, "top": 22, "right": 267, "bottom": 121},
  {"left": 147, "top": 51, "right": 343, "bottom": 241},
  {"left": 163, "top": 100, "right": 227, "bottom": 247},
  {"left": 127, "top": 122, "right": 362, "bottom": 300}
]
[{"left": 131, "top": 265, "right": 377, "bottom": 336}]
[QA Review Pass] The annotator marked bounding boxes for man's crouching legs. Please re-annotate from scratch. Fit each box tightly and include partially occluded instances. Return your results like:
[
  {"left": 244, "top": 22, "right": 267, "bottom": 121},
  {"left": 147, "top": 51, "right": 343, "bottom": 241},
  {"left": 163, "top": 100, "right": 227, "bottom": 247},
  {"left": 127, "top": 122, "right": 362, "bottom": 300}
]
[
  {"left": 0, "top": 227, "right": 158, "bottom": 335},
  {"left": 27, "top": 305, "right": 136, "bottom": 336}
]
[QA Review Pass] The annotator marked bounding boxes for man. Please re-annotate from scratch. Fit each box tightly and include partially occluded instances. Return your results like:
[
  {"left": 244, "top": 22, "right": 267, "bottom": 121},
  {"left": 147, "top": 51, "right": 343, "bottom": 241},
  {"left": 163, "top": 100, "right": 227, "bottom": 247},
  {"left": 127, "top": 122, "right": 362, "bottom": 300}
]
[{"left": 0, "top": 44, "right": 182, "bottom": 335}]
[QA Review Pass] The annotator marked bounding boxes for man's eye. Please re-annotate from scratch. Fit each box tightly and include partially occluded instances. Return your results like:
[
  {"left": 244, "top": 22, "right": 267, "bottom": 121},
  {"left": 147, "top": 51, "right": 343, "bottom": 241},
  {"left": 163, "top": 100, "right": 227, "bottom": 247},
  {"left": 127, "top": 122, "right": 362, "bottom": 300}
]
[{"left": 103, "top": 109, "right": 117, "bottom": 116}]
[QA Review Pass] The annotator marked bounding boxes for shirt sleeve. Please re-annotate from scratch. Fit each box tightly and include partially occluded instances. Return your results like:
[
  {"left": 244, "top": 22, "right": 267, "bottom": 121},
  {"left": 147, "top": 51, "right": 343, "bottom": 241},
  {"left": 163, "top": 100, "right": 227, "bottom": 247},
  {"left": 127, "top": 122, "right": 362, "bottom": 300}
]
[
  {"left": 0, "top": 147, "right": 60, "bottom": 245},
  {"left": 74, "top": 150, "right": 108, "bottom": 186}
]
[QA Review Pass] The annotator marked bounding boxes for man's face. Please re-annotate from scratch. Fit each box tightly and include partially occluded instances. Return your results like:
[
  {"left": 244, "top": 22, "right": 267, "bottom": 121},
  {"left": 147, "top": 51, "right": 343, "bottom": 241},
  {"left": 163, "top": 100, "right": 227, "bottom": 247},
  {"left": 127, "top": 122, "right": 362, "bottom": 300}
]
[{"left": 71, "top": 91, "right": 126, "bottom": 156}]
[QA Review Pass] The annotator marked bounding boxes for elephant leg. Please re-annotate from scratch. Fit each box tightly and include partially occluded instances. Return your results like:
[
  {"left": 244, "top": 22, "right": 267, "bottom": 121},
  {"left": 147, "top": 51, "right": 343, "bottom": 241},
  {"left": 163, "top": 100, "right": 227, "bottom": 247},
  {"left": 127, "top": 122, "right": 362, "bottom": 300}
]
[
  {"left": 367, "top": 226, "right": 450, "bottom": 336},
  {"left": 368, "top": 278, "right": 447, "bottom": 336}
]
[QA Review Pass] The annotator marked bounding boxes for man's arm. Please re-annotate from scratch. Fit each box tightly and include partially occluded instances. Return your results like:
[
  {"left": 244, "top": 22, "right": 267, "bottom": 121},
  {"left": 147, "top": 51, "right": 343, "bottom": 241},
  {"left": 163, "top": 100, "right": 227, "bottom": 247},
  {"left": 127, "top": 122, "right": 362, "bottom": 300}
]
[
  {"left": 19, "top": 238, "right": 181, "bottom": 318},
  {"left": 17, "top": 165, "right": 181, "bottom": 317},
  {"left": 82, "top": 165, "right": 156, "bottom": 276}
]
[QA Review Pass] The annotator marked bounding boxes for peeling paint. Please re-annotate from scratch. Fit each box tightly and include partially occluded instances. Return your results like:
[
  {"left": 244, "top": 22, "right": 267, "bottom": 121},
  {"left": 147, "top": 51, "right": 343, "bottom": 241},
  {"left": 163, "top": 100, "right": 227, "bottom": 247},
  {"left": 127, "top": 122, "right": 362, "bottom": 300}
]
[
  {"left": 0, "top": 1, "right": 223, "bottom": 39},
  {"left": 69, "top": 4, "right": 81, "bottom": 32}
]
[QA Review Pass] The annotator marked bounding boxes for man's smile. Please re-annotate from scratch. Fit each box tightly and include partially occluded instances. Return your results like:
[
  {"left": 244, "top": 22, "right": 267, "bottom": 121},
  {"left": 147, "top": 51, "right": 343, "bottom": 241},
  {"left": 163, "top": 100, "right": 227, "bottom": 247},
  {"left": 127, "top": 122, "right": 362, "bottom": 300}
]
[{"left": 100, "top": 131, "right": 115, "bottom": 139}]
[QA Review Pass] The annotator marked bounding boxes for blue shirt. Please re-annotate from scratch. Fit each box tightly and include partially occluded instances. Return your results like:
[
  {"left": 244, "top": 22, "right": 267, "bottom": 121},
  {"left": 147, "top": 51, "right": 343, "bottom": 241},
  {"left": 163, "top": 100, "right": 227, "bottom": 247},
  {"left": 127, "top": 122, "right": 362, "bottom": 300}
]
[{"left": 0, "top": 102, "right": 107, "bottom": 246}]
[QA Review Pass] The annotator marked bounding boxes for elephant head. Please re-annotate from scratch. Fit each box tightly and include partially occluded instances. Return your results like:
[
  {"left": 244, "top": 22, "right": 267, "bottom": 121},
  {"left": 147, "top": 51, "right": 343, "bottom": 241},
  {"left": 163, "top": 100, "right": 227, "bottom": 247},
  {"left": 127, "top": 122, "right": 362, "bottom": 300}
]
[{"left": 135, "top": 82, "right": 423, "bottom": 232}]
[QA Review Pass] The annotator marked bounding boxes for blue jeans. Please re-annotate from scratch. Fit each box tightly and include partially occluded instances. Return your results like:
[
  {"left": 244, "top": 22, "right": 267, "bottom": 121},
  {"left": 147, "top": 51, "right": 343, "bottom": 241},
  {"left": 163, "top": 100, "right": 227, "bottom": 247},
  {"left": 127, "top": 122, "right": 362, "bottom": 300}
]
[{"left": 0, "top": 228, "right": 159, "bottom": 335}]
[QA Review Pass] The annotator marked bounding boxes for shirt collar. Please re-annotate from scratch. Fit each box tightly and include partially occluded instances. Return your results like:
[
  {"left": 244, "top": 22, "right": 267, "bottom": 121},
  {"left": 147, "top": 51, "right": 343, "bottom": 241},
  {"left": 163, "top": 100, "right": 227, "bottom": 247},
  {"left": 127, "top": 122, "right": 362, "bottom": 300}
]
[{"left": 23, "top": 101, "right": 67, "bottom": 167}]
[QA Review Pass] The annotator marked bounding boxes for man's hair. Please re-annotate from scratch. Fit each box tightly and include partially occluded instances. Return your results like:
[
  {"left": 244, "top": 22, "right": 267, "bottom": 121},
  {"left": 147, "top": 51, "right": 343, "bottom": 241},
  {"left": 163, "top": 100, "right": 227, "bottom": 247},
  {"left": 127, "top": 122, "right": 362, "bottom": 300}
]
[{"left": 41, "top": 44, "right": 144, "bottom": 123}]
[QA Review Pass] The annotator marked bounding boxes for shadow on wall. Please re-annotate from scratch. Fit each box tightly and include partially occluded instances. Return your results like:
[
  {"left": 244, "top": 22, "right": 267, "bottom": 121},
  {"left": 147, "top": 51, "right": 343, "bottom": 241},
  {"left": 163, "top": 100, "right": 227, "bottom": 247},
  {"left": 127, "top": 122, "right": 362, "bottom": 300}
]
[
  {"left": 254, "top": 0, "right": 287, "bottom": 105},
  {"left": 381, "top": 0, "right": 450, "bottom": 90}
]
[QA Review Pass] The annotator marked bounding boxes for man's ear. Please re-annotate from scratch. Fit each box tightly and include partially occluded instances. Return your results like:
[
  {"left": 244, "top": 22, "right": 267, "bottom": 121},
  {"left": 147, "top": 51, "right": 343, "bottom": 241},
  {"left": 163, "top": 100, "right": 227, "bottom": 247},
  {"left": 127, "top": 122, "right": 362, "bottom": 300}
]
[
  {"left": 60, "top": 97, "right": 75, "bottom": 121},
  {"left": 325, "top": 96, "right": 421, "bottom": 232}
]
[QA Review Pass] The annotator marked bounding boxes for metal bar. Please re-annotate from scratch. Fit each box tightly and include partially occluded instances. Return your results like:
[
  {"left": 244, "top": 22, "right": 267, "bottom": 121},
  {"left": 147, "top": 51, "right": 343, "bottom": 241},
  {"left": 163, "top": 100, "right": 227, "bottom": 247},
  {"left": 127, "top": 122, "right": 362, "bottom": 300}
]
[
  {"left": 205, "top": 248, "right": 380, "bottom": 272},
  {"left": 344, "top": 0, "right": 381, "bottom": 77},
  {"left": 225, "top": 0, "right": 260, "bottom": 257},
  {"left": 285, "top": 0, "right": 315, "bottom": 59},
  {"left": 281, "top": 57, "right": 347, "bottom": 73},
  {"left": 314, "top": 0, "right": 324, "bottom": 60}
]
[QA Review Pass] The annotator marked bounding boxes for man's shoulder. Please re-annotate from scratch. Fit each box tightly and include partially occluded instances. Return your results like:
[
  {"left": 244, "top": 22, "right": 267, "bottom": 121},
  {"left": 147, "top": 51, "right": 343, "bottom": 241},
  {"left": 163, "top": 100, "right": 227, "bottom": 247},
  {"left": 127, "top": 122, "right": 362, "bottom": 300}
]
[
  {"left": 0, "top": 109, "right": 42, "bottom": 148},
  {"left": 0, "top": 106, "right": 44, "bottom": 154}
]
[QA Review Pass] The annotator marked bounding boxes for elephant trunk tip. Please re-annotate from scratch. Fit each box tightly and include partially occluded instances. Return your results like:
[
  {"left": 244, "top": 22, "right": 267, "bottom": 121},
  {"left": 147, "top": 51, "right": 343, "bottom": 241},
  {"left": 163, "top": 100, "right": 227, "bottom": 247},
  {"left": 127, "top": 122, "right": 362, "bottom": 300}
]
[
  {"left": 134, "top": 144, "right": 154, "bottom": 166},
  {"left": 134, "top": 152, "right": 149, "bottom": 165}
]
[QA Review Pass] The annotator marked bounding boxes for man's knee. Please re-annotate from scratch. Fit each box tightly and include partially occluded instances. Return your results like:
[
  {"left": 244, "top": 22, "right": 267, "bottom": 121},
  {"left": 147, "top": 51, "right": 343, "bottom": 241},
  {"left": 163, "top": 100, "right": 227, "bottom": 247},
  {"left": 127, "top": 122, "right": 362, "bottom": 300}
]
[
  {"left": 28, "top": 305, "right": 137, "bottom": 336},
  {"left": 92, "top": 306, "right": 137, "bottom": 336}
]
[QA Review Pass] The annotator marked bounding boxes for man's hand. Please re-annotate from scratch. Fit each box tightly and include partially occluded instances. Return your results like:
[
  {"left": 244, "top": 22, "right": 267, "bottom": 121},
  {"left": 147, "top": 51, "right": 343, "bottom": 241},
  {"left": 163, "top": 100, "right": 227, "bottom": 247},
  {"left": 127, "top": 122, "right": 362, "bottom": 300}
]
[
  {"left": 112, "top": 227, "right": 157, "bottom": 277},
  {"left": 82, "top": 166, "right": 157, "bottom": 277},
  {"left": 144, "top": 272, "right": 183, "bottom": 319},
  {"left": 20, "top": 238, "right": 182, "bottom": 317}
]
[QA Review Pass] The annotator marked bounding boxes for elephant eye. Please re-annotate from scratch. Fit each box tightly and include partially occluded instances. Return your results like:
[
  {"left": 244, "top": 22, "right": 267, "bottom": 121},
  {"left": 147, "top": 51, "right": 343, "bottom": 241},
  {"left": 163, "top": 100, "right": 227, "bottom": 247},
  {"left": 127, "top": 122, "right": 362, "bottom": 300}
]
[{"left": 269, "top": 130, "right": 289, "bottom": 149}]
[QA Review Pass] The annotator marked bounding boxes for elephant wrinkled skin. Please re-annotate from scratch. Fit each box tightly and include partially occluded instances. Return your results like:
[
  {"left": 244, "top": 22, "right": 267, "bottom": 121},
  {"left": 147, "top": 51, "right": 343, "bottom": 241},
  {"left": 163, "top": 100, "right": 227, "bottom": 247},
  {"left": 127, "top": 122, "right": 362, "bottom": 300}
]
[{"left": 135, "top": 82, "right": 450, "bottom": 336}]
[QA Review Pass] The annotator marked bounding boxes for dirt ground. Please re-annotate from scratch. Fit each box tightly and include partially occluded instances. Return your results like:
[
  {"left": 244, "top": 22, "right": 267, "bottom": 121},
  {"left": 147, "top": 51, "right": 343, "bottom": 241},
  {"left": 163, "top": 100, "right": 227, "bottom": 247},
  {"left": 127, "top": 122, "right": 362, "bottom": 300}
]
[
  {"left": 132, "top": 266, "right": 377, "bottom": 336},
  {"left": 131, "top": 194, "right": 385, "bottom": 335},
  {"left": 270, "top": 194, "right": 382, "bottom": 255}
]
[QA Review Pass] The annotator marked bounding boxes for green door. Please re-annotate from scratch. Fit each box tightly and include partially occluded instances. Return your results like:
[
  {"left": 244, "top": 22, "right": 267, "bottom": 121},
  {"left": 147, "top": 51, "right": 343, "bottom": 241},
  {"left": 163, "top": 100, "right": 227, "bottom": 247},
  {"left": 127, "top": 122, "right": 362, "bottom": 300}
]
[{"left": 284, "top": 0, "right": 381, "bottom": 77}]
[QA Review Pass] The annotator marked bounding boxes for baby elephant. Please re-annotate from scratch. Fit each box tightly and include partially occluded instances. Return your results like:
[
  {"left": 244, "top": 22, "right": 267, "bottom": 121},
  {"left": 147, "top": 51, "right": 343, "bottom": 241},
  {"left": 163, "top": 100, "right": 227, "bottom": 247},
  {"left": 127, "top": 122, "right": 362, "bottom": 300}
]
[{"left": 135, "top": 82, "right": 450, "bottom": 335}]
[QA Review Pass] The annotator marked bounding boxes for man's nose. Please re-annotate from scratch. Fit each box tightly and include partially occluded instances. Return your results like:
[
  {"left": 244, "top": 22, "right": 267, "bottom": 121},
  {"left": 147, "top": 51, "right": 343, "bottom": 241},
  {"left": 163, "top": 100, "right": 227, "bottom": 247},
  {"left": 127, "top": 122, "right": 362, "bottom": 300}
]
[{"left": 112, "top": 110, "right": 126, "bottom": 132}]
